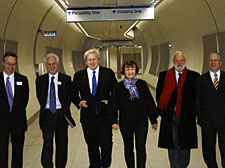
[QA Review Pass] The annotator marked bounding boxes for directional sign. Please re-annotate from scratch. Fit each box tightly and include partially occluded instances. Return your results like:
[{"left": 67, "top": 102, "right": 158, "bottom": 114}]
[{"left": 66, "top": 6, "right": 154, "bottom": 22}]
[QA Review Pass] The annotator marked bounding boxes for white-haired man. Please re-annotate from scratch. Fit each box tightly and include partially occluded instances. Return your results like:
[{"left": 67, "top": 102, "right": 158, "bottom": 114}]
[
  {"left": 36, "top": 53, "right": 75, "bottom": 168},
  {"left": 156, "top": 51, "right": 200, "bottom": 168}
]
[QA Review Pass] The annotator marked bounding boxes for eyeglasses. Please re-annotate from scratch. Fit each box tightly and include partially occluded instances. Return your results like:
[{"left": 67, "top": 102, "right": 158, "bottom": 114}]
[
  {"left": 5, "top": 62, "right": 17, "bottom": 66},
  {"left": 208, "top": 59, "right": 221, "bottom": 62}
]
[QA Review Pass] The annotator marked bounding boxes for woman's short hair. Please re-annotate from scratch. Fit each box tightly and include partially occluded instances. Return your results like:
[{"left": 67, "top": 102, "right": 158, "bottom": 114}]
[
  {"left": 84, "top": 48, "right": 100, "bottom": 61},
  {"left": 121, "top": 60, "right": 139, "bottom": 75},
  {"left": 43, "top": 53, "right": 60, "bottom": 64}
]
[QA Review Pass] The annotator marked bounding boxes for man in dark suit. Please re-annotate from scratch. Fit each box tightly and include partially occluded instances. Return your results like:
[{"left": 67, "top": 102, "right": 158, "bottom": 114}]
[
  {"left": 196, "top": 52, "right": 225, "bottom": 168},
  {"left": 156, "top": 51, "right": 199, "bottom": 168},
  {"left": 71, "top": 48, "right": 117, "bottom": 168},
  {"left": 36, "top": 53, "right": 75, "bottom": 168},
  {"left": 0, "top": 52, "right": 29, "bottom": 168}
]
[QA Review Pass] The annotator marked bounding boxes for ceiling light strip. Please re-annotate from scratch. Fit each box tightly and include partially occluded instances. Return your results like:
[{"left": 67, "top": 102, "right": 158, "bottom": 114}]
[
  {"left": 76, "top": 23, "right": 101, "bottom": 40},
  {"left": 123, "top": 21, "right": 139, "bottom": 39}
]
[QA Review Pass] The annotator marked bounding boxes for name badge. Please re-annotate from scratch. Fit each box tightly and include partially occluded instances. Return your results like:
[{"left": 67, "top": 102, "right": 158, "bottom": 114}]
[
  {"left": 57, "top": 81, "right": 62, "bottom": 85},
  {"left": 16, "top": 81, "right": 23, "bottom": 85}
]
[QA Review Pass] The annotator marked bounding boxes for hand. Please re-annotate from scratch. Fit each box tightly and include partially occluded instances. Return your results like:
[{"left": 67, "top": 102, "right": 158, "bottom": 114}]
[
  {"left": 79, "top": 100, "right": 88, "bottom": 108},
  {"left": 152, "top": 124, "right": 158, "bottom": 130},
  {"left": 112, "top": 124, "right": 119, "bottom": 130},
  {"left": 101, "top": 100, "right": 108, "bottom": 105}
]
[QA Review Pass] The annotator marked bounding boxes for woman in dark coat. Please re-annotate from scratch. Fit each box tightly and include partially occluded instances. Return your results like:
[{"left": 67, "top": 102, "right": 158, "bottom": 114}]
[{"left": 110, "top": 60, "right": 158, "bottom": 168}]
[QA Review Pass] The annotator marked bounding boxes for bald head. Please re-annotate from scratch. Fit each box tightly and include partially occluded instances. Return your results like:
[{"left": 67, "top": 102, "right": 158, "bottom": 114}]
[
  {"left": 173, "top": 51, "right": 186, "bottom": 72},
  {"left": 208, "top": 52, "right": 222, "bottom": 73}
]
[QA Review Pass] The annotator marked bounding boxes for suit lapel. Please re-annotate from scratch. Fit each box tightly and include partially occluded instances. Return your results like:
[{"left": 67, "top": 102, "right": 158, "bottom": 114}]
[
  {"left": 13, "top": 73, "right": 17, "bottom": 106},
  {"left": 43, "top": 73, "right": 49, "bottom": 105},
  {"left": 218, "top": 71, "right": 225, "bottom": 90},
  {"left": 96, "top": 66, "right": 104, "bottom": 95},
  {"left": 0, "top": 72, "right": 8, "bottom": 101},
  {"left": 83, "top": 68, "right": 92, "bottom": 95},
  {"left": 58, "top": 72, "right": 62, "bottom": 101}
]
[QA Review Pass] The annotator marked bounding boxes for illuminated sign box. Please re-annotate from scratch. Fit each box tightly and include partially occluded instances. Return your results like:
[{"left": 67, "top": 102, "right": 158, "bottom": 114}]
[
  {"left": 43, "top": 31, "right": 57, "bottom": 36},
  {"left": 66, "top": 6, "right": 154, "bottom": 22}
]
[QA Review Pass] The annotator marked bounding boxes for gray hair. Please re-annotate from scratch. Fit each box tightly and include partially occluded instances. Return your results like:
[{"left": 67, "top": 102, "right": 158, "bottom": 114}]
[
  {"left": 173, "top": 51, "right": 185, "bottom": 57},
  {"left": 43, "top": 53, "right": 60, "bottom": 64}
]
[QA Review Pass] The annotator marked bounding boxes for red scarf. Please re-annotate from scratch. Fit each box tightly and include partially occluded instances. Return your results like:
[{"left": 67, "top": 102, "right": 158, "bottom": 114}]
[{"left": 158, "top": 67, "right": 187, "bottom": 117}]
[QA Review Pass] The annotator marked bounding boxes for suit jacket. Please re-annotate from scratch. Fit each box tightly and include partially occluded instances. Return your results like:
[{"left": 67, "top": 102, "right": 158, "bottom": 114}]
[
  {"left": 156, "top": 69, "right": 199, "bottom": 149},
  {"left": 196, "top": 70, "right": 225, "bottom": 128},
  {"left": 71, "top": 66, "right": 117, "bottom": 123},
  {"left": 110, "top": 79, "right": 158, "bottom": 124},
  {"left": 0, "top": 72, "right": 29, "bottom": 132},
  {"left": 36, "top": 72, "right": 75, "bottom": 129}
]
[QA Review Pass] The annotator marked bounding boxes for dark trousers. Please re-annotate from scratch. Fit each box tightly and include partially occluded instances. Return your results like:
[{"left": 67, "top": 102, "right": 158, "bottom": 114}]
[
  {"left": 119, "top": 118, "right": 148, "bottom": 168},
  {"left": 168, "top": 115, "right": 190, "bottom": 168},
  {"left": 0, "top": 130, "right": 25, "bottom": 168},
  {"left": 201, "top": 127, "right": 225, "bottom": 168},
  {"left": 41, "top": 109, "right": 68, "bottom": 168},
  {"left": 81, "top": 118, "right": 112, "bottom": 168}
]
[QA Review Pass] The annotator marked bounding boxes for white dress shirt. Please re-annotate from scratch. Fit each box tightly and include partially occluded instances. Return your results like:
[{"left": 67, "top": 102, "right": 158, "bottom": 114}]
[
  {"left": 175, "top": 70, "right": 183, "bottom": 84},
  {"left": 87, "top": 66, "right": 99, "bottom": 94},
  {"left": 3, "top": 71, "right": 15, "bottom": 97},
  {"left": 210, "top": 70, "right": 220, "bottom": 83},
  {"left": 45, "top": 72, "right": 62, "bottom": 110}
]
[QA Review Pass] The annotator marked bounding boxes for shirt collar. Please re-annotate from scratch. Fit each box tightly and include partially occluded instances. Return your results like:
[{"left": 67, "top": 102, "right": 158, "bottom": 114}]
[
  {"left": 3, "top": 71, "right": 14, "bottom": 79},
  {"left": 49, "top": 72, "right": 58, "bottom": 81},
  {"left": 87, "top": 66, "right": 99, "bottom": 74},
  {"left": 210, "top": 70, "right": 221, "bottom": 76},
  {"left": 175, "top": 69, "right": 183, "bottom": 76}
]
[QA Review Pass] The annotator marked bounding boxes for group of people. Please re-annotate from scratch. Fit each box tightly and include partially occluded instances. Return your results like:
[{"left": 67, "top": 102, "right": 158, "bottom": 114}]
[{"left": 0, "top": 48, "right": 224, "bottom": 168}]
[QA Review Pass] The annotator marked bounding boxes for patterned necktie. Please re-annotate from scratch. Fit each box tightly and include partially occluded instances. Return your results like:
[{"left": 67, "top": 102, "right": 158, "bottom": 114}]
[
  {"left": 50, "top": 76, "right": 56, "bottom": 113},
  {"left": 92, "top": 71, "right": 98, "bottom": 114},
  {"left": 6, "top": 77, "right": 13, "bottom": 112},
  {"left": 214, "top": 73, "right": 218, "bottom": 90}
]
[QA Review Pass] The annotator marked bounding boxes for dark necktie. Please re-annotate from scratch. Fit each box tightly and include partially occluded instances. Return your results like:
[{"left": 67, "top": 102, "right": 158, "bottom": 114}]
[
  {"left": 178, "top": 73, "right": 182, "bottom": 84},
  {"left": 92, "top": 71, "right": 98, "bottom": 114},
  {"left": 92, "top": 71, "right": 97, "bottom": 96},
  {"left": 50, "top": 76, "right": 56, "bottom": 113},
  {"left": 214, "top": 73, "right": 218, "bottom": 90},
  {"left": 6, "top": 77, "right": 13, "bottom": 112}
]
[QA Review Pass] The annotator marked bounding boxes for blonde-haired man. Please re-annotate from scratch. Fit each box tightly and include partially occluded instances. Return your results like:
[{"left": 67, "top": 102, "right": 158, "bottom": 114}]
[{"left": 72, "top": 48, "right": 117, "bottom": 168}]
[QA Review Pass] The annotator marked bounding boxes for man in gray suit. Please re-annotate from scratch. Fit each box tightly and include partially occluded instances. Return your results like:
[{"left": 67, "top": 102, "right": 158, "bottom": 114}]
[{"left": 196, "top": 52, "right": 225, "bottom": 168}]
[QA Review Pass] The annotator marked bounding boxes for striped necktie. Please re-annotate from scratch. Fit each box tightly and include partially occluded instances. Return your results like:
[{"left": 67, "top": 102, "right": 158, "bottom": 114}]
[{"left": 214, "top": 73, "right": 218, "bottom": 90}]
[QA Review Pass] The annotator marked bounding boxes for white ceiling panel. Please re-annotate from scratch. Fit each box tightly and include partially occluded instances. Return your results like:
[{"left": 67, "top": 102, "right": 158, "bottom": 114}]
[{"left": 67, "top": 0, "right": 104, "bottom": 7}]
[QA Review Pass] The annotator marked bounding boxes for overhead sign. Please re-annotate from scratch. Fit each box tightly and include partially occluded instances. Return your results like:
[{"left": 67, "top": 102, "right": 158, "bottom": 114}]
[{"left": 66, "top": 6, "right": 154, "bottom": 22}]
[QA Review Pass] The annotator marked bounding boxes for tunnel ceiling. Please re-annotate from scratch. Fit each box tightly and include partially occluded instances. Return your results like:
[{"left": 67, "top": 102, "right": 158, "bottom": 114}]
[{"left": 66, "top": 0, "right": 159, "bottom": 41}]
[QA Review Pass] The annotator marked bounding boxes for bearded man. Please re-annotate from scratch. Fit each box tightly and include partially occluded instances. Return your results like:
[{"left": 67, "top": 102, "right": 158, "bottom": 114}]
[{"left": 156, "top": 51, "right": 200, "bottom": 168}]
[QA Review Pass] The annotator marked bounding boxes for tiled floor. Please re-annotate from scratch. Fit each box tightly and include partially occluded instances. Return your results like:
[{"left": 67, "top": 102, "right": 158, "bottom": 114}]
[{"left": 8, "top": 105, "right": 222, "bottom": 168}]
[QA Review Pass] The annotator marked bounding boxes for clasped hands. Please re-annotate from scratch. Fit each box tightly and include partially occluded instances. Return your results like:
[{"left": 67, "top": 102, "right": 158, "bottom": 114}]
[
  {"left": 112, "top": 123, "right": 158, "bottom": 130},
  {"left": 79, "top": 100, "right": 108, "bottom": 108}
]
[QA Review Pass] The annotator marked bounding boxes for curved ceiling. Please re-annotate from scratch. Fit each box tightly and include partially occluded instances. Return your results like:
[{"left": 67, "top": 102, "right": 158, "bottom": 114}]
[{"left": 60, "top": 0, "right": 162, "bottom": 40}]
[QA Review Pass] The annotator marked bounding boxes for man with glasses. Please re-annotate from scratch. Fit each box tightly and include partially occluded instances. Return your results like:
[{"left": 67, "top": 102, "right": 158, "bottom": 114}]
[
  {"left": 0, "top": 52, "right": 29, "bottom": 168},
  {"left": 196, "top": 52, "right": 225, "bottom": 168}
]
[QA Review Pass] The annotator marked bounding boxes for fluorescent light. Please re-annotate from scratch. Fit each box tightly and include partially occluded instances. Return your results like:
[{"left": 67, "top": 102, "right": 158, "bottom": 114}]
[
  {"left": 123, "top": 21, "right": 139, "bottom": 39},
  {"left": 152, "top": 0, "right": 161, "bottom": 6},
  {"left": 58, "top": 0, "right": 68, "bottom": 8},
  {"left": 76, "top": 23, "right": 101, "bottom": 40}
]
